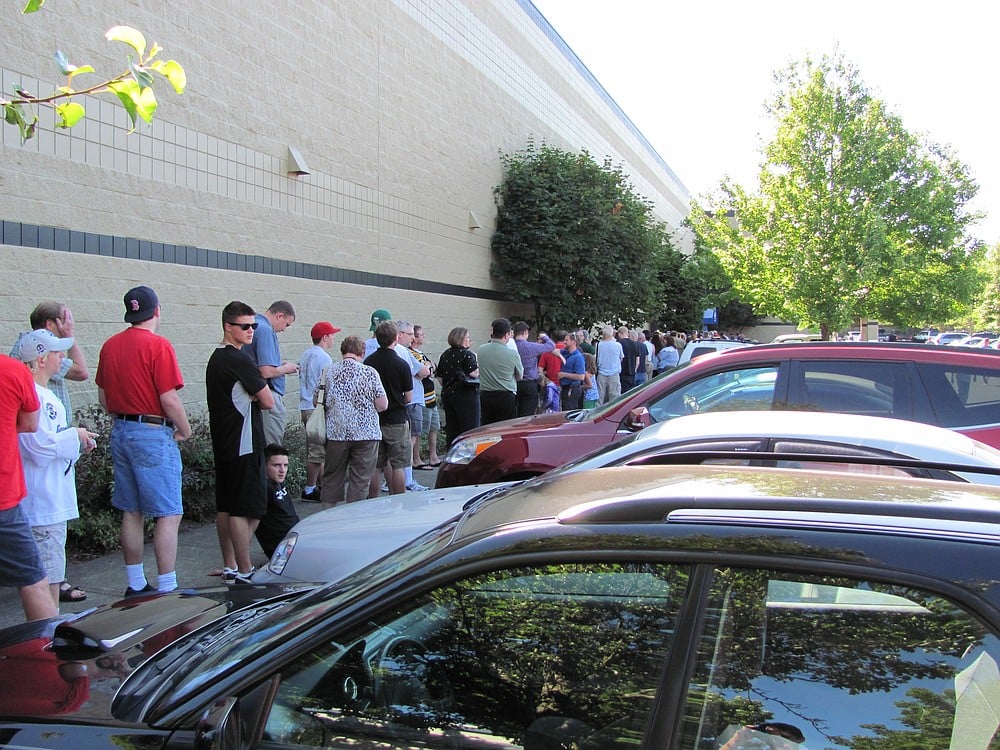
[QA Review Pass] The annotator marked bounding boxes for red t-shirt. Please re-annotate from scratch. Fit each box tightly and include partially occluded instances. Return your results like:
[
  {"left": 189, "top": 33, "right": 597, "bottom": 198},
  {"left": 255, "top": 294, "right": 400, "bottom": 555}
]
[
  {"left": 538, "top": 348, "right": 565, "bottom": 385},
  {"left": 0, "top": 355, "right": 40, "bottom": 510},
  {"left": 95, "top": 327, "right": 184, "bottom": 416}
]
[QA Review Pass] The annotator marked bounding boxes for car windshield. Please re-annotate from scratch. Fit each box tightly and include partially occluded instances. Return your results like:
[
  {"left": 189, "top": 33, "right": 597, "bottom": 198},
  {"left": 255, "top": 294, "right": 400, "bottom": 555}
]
[
  {"left": 115, "top": 519, "right": 461, "bottom": 719},
  {"left": 584, "top": 365, "right": 690, "bottom": 421}
]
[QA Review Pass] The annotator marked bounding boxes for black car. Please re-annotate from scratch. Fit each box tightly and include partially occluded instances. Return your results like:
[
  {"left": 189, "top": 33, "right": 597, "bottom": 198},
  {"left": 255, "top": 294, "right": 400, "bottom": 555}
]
[{"left": 2, "top": 465, "right": 1000, "bottom": 750}]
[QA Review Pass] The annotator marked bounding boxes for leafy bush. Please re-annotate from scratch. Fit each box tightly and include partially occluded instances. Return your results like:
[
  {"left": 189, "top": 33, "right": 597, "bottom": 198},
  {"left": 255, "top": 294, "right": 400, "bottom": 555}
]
[{"left": 68, "top": 405, "right": 308, "bottom": 556}]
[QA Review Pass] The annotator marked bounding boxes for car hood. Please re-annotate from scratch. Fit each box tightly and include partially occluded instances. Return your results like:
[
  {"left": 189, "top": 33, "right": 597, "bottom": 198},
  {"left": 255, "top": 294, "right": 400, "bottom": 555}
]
[
  {"left": 0, "top": 584, "right": 308, "bottom": 724},
  {"left": 458, "top": 410, "right": 576, "bottom": 439},
  {"left": 254, "top": 483, "right": 514, "bottom": 583}
]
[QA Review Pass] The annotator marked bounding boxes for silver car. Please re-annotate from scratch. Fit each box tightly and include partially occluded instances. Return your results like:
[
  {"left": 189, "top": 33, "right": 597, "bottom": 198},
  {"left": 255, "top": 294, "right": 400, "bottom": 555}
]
[{"left": 255, "top": 411, "right": 1000, "bottom": 583}]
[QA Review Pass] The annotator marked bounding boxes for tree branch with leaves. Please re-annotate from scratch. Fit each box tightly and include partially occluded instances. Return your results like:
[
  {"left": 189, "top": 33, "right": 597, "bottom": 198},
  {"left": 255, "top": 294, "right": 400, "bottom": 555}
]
[{"left": 3, "top": 0, "right": 185, "bottom": 143}]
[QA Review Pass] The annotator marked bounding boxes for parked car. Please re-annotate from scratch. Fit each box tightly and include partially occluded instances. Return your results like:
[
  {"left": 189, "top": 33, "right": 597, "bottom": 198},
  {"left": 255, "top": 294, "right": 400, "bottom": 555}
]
[
  {"left": 3, "top": 465, "right": 1000, "bottom": 749},
  {"left": 931, "top": 331, "right": 970, "bottom": 345},
  {"left": 256, "top": 410, "right": 1000, "bottom": 583},
  {"left": 437, "top": 341, "right": 1000, "bottom": 488},
  {"left": 770, "top": 332, "right": 821, "bottom": 343},
  {"left": 676, "top": 337, "right": 752, "bottom": 365},
  {"left": 912, "top": 328, "right": 940, "bottom": 343}
]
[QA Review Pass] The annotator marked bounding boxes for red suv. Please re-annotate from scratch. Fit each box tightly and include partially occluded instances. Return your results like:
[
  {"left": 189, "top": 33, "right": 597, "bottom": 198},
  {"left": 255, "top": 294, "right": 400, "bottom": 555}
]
[{"left": 436, "top": 342, "right": 1000, "bottom": 487}]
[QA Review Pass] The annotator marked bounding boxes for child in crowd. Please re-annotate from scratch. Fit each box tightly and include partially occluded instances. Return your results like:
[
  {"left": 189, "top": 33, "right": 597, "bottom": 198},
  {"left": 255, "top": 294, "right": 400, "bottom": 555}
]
[
  {"left": 14, "top": 329, "right": 98, "bottom": 609},
  {"left": 254, "top": 444, "right": 301, "bottom": 560},
  {"left": 582, "top": 352, "right": 599, "bottom": 409}
]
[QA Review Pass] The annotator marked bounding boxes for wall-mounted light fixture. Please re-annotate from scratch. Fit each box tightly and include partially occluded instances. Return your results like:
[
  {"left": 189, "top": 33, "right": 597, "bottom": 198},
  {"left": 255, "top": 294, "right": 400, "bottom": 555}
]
[
  {"left": 468, "top": 209, "right": 482, "bottom": 230},
  {"left": 287, "top": 146, "right": 310, "bottom": 177}
]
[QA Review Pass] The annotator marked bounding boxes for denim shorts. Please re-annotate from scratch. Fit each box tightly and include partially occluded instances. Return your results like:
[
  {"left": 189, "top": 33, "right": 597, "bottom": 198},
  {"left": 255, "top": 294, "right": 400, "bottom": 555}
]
[
  {"left": 0, "top": 505, "right": 47, "bottom": 587},
  {"left": 406, "top": 403, "right": 424, "bottom": 435},
  {"left": 32, "top": 521, "right": 67, "bottom": 584},
  {"left": 421, "top": 403, "right": 440, "bottom": 435},
  {"left": 110, "top": 420, "right": 184, "bottom": 517}
]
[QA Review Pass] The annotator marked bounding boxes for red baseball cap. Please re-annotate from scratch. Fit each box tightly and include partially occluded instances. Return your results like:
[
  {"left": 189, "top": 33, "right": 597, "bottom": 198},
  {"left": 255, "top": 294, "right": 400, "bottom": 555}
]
[{"left": 310, "top": 321, "right": 341, "bottom": 339}]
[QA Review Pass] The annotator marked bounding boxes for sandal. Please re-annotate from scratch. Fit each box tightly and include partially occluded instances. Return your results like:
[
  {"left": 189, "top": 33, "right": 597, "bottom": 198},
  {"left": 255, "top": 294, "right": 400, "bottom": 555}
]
[
  {"left": 414, "top": 464, "right": 435, "bottom": 470},
  {"left": 59, "top": 582, "right": 87, "bottom": 602}
]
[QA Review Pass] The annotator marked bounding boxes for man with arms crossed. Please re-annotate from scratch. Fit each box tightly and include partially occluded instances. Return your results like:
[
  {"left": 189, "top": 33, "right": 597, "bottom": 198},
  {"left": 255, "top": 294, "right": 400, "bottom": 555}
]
[
  {"left": 206, "top": 301, "right": 275, "bottom": 584},
  {"left": 95, "top": 285, "right": 192, "bottom": 595}
]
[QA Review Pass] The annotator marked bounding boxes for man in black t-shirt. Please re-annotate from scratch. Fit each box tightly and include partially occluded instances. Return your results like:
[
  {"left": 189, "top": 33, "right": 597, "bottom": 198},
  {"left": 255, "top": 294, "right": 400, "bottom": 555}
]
[
  {"left": 255, "top": 444, "right": 300, "bottom": 559},
  {"left": 206, "top": 301, "right": 275, "bottom": 584},
  {"left": 363, "top": 321, "right": 413, "bottom": 497}
]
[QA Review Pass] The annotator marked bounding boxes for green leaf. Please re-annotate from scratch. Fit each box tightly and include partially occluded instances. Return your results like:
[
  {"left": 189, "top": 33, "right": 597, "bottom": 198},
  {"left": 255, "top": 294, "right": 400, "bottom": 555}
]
[
  {"left": 5, "top": 103, "right": 22, "bottom": 126},
  {"left": 108, "top": 80, "right": 140, "bottom": 129},
  {"left": 105, "top": 26, "right": 146, "bottom": 58},
  {"left": 67, "top": 65, "right": 95, "bottom": 81},
  {"left": 22, "top": 0, "right": 44, "bottom": 13},
  {"left": 134, "top": 86, "right": 157, "bottom": 123},
  {"left": 55, "top": 101, "right": 85, "bottom": 129},
  {"left": 150, "top": 59, "right": 186, "bottom": 94},
  {"left": 129, "top": 59, "right": 155, "bottom": 90}
]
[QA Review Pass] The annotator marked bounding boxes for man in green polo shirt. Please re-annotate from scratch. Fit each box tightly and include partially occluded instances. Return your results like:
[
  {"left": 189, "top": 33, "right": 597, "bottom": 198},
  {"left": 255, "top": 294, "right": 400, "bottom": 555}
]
[{"left": 477, "top": 318, "right": 523, "bottom": 425}]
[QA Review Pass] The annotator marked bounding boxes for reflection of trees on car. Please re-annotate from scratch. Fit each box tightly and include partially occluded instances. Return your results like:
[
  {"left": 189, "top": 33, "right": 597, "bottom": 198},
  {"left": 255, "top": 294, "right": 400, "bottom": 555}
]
[{"left": 682, "top": 568, "right": 993, "bottom": 749}]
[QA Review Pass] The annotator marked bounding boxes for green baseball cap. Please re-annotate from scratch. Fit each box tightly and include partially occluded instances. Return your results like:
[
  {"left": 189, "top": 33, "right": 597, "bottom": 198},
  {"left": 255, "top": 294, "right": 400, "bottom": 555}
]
[{"left": 369, "top": 309, "right": 392, "bottom": 331}]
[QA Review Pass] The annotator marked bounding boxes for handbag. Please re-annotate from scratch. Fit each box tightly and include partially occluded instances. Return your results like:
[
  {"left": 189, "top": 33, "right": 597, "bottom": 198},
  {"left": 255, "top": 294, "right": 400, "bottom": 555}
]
[{"left": 305, "top": 369, "right": 328, "bottom": 444}]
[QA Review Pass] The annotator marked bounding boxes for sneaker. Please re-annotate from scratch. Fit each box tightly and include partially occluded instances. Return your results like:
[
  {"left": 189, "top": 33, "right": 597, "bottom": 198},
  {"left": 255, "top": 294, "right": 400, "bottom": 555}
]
[
  {"left": 381, "top": 480, "right": 390, "bottom": 494},
  {"left": 221, "top": 567, "right": 238, "bottom": 584},
  {"left": 123, "top": 583, "right": 157, "bottom": 597},
  {"left": 232, "top": 567, "right": 256, "bottom": 585},
  {"left": 406, "top": 481, "right": 429, "bottom": 492},
  {"left": 301, "top": 487, "right": 321, "bottom": 503}
]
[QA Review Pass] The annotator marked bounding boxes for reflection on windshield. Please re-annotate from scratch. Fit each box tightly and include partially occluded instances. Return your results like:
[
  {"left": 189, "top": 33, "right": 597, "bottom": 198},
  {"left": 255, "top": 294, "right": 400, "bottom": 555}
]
[
  {"left": 584, "top": 366, "right": 687, "bottom": 421},
  {"left": 118, "top": 520, "right": 460, "bottom": 715}
]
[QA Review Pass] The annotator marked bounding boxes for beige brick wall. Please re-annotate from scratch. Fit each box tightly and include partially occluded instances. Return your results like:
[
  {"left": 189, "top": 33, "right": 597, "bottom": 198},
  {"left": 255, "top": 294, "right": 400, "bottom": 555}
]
[{"left": 1, "top": 0, "right": 688, "bottom": 413}]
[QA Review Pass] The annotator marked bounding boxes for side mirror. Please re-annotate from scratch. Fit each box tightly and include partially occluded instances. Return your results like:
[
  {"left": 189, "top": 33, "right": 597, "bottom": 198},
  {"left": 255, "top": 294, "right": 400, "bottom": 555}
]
[
  {"left": 624, "top": 407, "right": 652, "bottom": 432},
  {"left": 195, "top": 697, "right": 240, "bottom": 750},
  {"left": 194, "top": 677, "right": 280, "bottom": 750}
]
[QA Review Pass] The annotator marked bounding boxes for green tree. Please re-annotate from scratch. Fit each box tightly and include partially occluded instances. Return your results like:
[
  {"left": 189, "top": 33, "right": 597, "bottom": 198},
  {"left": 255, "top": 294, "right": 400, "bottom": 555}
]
[
  {"left": 3, "top": 1, "right": 185, "bottom": 143},
  {"left": 491, "top": 142, "right": 676, "bottom": 330},
  {"left": 690, "top": 52, "right": 982, "bottom": 339},
  {"left": 974, "top": 244, "right": 1000, "bottom": 332}
]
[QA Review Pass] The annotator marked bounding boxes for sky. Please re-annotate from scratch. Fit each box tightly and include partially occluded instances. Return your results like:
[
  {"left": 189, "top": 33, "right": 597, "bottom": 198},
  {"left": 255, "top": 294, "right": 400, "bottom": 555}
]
[{"left": 530, "top": 0, "right": 1000, "bottom": 242}]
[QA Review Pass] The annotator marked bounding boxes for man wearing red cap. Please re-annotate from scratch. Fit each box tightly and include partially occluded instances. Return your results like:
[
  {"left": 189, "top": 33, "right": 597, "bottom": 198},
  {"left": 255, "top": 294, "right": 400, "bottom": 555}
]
[{"left": 298, "top": 321, "right": 340, "bottom": 501}]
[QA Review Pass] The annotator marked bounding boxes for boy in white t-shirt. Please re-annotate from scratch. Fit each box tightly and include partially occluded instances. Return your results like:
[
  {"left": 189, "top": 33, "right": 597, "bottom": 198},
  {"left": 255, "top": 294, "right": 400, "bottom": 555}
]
[{"left": 14, "top": 329, "right": 98, "bottom": 610}]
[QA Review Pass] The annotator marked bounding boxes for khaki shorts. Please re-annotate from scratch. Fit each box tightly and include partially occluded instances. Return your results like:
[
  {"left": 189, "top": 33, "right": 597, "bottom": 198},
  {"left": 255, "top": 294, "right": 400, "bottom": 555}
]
[
  {"left": 377, "top": 422, "right": 412, "bottom": 470},
  {"left": 301, "top": 409, "right": 326, "bottom": 463}
]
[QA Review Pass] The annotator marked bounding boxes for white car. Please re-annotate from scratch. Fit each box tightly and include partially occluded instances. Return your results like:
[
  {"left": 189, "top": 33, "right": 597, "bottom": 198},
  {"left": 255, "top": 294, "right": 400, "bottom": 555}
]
[
  {"left": 676, "top": 338, "right": 752, "bottom": 365},
  {"left": 255, "top": 411, "right": 1000, "bottom": 584},
  {"left": 932, "top": 331, "right": 970, "bottom": 345}
]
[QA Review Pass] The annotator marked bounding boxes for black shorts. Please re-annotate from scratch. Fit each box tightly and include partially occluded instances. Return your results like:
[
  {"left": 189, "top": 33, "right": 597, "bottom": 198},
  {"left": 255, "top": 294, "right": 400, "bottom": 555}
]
[{"left": 214, "top": 454, "right": 267, "bottom": 519}]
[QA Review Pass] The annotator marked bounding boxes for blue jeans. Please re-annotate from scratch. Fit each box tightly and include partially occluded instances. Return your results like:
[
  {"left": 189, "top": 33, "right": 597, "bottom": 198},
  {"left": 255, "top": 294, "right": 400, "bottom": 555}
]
[{"left": 110, "top": 420, "right": 183, "bottom": 517}]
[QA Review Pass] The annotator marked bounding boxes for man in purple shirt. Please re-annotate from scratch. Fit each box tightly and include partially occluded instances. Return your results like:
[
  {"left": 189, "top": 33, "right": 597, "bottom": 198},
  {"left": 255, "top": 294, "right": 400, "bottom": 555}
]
[{"left": 512, "top": 322, "right": 555, "bottom": 417}]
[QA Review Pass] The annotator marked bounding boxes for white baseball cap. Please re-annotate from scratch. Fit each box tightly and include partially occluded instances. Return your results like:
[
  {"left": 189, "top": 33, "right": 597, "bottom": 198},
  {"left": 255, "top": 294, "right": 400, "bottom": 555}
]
[{"left": 12, "top": 329, "right": 74, "bottom": 363}]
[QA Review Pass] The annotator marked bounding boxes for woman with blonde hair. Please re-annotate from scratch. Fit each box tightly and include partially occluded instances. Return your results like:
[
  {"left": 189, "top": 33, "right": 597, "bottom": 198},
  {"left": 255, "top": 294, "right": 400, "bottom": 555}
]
[{"left": 436, "top": 327, "right": 480, "bottom": 447}]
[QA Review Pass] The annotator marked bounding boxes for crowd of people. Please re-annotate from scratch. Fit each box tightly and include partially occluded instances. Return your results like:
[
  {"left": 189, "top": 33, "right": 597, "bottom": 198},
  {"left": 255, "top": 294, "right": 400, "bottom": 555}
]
[{"left": 0, "top": 286, "right": 705, "bottom": 623}]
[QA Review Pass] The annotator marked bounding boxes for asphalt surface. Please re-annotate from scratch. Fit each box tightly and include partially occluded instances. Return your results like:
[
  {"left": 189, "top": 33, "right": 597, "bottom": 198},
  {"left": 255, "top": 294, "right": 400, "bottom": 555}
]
[{"left": 0, "top": 466, "right": 440, "bottom": 630}]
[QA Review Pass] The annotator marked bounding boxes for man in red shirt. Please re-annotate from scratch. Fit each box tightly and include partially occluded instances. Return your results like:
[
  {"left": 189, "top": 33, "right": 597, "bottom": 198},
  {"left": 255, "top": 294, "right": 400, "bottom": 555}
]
[
  {"left": 0, "top": 353, "right": 57, "bottom": 621},
  {"left": 95, "top": 286, "right": 192, "bottom": 596}
]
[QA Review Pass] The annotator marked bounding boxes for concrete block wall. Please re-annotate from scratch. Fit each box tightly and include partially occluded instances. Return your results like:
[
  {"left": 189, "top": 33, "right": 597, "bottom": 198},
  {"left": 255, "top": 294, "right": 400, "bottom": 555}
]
[{"left": 1, "top": 0, "right": 688, "bottom": 413}]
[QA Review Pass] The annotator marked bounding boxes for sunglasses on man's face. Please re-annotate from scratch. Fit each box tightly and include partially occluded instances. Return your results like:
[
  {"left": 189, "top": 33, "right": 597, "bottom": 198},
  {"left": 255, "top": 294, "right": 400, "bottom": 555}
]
[{"left": 228, "top": 322, "right": 259, "bottom": 331}]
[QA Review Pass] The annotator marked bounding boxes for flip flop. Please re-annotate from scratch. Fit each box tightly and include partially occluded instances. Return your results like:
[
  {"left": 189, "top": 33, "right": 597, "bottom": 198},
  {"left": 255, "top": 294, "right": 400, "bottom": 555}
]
[
  {"left": 59, "top": 582, "right": 87, "bottom": 602},
  {"left": 414, "top": 464, "right": 435, "bottom": 470},
  {"left": 428, "top": 461, "right": 442, "bottom": 468}
]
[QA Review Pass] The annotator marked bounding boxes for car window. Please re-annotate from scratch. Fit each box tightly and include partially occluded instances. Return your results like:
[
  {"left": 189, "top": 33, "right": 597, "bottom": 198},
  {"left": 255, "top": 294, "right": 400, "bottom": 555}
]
[
  {"left": 789, "top": 361, "right": 910, "bottom": 418},
  {"left": 677, "top": 568, "right": 1000, "bottom": 749},
  {"left": 264, "top": 562, "right": 689, "bottom": 749},
  {"left": 769, "top": 439, "right": 922, "bottom": 477},
  {"left": 918, "top": 362, "right": 1000, "bottom": 429},
  {"left": 647, "top": 366, "right": 778, "bottom": 423}
]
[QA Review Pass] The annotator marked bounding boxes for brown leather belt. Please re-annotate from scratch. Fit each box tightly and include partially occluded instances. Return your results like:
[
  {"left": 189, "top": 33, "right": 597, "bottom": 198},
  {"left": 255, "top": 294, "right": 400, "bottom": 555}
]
[{"left": 115, "top": 413, "right": 175, "bottom": 428}]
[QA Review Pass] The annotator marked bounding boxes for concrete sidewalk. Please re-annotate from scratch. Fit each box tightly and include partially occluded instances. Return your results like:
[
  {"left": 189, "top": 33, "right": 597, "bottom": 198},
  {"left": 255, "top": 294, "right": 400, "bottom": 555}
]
[{"left": 0, "top": 467, "right": 439, "bottom": 630}]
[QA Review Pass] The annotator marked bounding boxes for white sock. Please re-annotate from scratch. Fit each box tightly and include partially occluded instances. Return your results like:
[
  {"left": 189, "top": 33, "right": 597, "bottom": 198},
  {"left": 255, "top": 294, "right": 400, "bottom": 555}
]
[
  {"left": 404, "top": 466, "right": 413, "bottom": 484},
  {"left": 304, "top": 485, "right": 316, "bottom": 493},
  {"left": 126, "top": 564, "right": 147, "bottom": 591},
  {"left": 157, "top": 571, "right": 178, "bottom": 592}
]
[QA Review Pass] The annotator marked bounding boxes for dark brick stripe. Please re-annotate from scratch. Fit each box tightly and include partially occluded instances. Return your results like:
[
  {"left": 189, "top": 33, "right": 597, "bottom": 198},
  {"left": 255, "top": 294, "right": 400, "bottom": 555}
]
[{"left": 2, "top": 220, "right": 505, "bottom": 301}]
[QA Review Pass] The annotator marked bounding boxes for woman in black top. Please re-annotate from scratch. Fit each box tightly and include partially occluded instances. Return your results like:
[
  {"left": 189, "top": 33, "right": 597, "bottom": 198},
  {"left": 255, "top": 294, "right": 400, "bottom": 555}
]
[{"left": 436, "top": 326, "right": 480, "bottom": 447}]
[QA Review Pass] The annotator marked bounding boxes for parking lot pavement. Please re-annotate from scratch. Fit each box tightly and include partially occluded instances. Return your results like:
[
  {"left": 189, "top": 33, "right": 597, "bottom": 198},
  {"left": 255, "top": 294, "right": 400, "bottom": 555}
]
[{"left": 0, "top": 467, "right": 439, "bottom": 630}]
